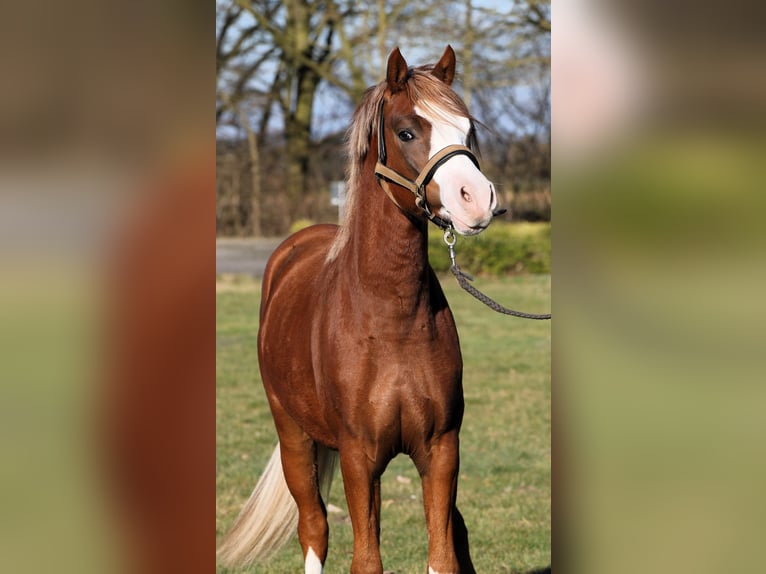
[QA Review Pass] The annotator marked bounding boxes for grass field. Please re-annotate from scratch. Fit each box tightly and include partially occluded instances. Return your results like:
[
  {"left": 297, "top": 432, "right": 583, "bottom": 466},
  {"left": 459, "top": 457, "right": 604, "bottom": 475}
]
[{"left": 216, "top": 273, "right": 551, "bottom": 573}]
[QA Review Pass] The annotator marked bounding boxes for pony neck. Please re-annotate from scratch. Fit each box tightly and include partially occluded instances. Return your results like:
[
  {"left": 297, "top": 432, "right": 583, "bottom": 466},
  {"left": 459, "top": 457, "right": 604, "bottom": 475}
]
[{"left": 340, "top": 156, "right": 432, "bottom": 300}]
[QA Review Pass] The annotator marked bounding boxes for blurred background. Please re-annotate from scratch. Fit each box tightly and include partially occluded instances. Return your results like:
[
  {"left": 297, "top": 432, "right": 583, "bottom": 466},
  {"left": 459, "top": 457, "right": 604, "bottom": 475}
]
[{"left": 215, "top": 0, "right": 551, "bottom": 237}]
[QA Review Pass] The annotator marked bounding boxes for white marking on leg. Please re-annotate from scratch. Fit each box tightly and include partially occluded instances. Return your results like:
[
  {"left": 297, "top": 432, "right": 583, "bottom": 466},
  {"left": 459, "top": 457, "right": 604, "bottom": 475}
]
[
  {"left": 305, "top": 546, "right": 323, "bottom": 574},
  {"left": 428, "top": 566, "right": 442, "bottom": 574}
]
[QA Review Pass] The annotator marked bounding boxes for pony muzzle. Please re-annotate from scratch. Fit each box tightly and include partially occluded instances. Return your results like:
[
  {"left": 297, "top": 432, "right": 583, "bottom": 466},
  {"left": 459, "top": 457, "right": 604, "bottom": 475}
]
[{"left": 374, "top": 144, "right": 483, "bottom": 229}]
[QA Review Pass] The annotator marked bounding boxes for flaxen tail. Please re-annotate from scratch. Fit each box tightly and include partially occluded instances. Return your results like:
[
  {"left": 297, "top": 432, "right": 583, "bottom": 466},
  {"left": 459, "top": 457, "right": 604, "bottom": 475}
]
[{"left": 217, "top": 442, "right": 338, "bottom": 567}]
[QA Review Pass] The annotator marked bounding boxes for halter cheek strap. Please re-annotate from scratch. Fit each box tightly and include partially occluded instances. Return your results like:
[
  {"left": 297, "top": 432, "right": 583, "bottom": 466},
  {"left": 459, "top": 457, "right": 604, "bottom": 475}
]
[{"left": 373, "top": 98, "right": 482, "bottom": 230}]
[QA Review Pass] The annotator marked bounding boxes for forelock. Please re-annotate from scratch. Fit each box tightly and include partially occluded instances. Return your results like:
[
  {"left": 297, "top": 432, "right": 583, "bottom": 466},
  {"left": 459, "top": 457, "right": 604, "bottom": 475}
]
[{"left": 408, "top": 68, "right": 473, "bottom": 126}]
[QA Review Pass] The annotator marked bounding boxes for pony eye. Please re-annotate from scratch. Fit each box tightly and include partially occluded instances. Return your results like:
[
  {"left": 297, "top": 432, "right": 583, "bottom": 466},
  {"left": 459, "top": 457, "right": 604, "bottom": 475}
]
[{"left": 397, "top": 130, "right": 414, "bottom": 142}]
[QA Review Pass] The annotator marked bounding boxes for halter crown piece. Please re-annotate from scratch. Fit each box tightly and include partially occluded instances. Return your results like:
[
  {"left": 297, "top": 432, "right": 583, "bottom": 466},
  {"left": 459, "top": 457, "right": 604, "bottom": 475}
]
[{"left": 373, "top": 97, "right": 481, "bottom": 230}]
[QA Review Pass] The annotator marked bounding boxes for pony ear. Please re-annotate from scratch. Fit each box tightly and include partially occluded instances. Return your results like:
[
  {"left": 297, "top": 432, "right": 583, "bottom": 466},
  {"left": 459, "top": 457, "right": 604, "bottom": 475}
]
[
  {"left": 431, "top": 45, "right": 456, "bottom": 86},
  {"left": 386, "top": 47, "right": 409, "bottom": 92}
]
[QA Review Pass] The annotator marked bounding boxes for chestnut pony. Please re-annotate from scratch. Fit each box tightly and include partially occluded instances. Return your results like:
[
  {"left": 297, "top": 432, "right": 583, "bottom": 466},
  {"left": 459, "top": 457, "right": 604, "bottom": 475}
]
[{"left": 218, "top": 46, "right": 498, "bottom": 574}]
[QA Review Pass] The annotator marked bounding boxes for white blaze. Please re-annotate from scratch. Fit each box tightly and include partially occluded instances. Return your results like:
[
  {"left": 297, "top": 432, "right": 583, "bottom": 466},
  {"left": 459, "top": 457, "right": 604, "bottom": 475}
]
[{"left": 413, "top": 104, "right": 495, "bottom": 235}]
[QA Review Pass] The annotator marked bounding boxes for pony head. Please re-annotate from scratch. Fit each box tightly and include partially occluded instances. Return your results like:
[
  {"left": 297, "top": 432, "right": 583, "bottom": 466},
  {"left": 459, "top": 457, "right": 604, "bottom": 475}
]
[{"left": 378, "top": 46, "right": 498, "bottom": 235}]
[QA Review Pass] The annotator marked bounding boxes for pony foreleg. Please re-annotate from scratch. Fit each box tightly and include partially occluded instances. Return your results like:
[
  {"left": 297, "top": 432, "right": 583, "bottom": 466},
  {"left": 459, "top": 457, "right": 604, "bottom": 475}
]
[
  {"left": 451, "top": 506, "right": 475, "bottom": 574},
  {"left": 339, "top": 443, "right": 385, "bottom": 574},
  {"left": 417, "top": 430, "right": 469, "bottom": 574}
]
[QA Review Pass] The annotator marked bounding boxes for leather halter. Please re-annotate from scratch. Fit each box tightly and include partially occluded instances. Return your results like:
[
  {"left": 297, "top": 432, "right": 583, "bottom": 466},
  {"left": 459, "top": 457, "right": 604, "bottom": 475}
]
[{"left": 373, "top": 97, "right": 481, "bottom": 229}]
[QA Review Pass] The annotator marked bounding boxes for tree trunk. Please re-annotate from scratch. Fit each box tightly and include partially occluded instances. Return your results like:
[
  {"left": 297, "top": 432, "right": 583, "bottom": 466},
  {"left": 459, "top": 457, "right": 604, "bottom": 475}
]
[
  {"left": 239, "top": 110, "right": 262, "bottom": 237},
  {"left": 282, "top": 0, "right": 322, "bottom": 220},
  {"left": 377, "top": 0, "right": 387, "bottom": 75},
  {"left": 284, "top": 64, "right": 320, "bottom": 219},
  {"left": 462, "top": 0, "right": 474, "bottom": 109}
]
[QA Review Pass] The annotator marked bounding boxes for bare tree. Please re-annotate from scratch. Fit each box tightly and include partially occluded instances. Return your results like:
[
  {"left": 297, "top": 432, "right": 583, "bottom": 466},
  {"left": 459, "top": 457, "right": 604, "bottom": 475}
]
[
  {"left": 216, "top": 0, "right": 280, "bottom": 126},
  {"left": 216, "top": 0, "right": 551, "bottom": 234},
  {"left": 217, "top": 0, "right": 281, "bottom": 235}
]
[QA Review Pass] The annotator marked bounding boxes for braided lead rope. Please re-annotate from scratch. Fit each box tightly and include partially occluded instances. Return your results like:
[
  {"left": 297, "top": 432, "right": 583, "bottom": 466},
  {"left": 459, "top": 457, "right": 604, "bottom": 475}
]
[{"left": 444, "top": 229, "right": 552, "bottom": 320}]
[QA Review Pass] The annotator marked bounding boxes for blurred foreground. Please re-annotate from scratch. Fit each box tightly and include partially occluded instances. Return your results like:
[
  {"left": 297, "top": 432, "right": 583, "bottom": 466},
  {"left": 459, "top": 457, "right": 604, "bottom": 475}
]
[
  {"left": 554, "top": 1, "right": 766, "bottom": 572},
  {"left": 0, "top": 1, "right": 214, "bottom": 573}
]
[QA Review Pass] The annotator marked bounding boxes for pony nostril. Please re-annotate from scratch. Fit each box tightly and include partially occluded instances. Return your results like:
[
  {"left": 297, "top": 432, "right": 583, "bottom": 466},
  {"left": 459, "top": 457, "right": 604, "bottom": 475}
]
[
  {"left": 489, "top": 184, "right": 496, "bottom": 208},
  {"left": 460, "top": 187, "right": 473, "bottom": 202}
]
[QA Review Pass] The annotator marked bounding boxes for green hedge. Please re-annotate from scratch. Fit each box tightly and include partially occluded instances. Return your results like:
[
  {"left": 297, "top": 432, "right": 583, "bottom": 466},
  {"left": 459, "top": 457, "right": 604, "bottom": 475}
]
[{"left": 428, "top": 222, "right": 550, "bottom": 275}]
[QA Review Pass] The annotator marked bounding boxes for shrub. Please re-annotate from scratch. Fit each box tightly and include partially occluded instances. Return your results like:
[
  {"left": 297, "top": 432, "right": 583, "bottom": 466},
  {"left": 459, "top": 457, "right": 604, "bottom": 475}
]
[
  {"left": 289, "top": 218, "right": 315, "bottom": 234},
  {"left": 428, "top": 222, "right": 550, "bottom": 276}
]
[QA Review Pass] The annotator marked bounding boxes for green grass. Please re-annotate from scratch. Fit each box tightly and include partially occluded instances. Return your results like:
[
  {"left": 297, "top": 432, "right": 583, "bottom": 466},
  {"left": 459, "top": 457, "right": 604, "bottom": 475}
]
[{"left": 216, "top": 274, "right": 550, "bottom": 573}]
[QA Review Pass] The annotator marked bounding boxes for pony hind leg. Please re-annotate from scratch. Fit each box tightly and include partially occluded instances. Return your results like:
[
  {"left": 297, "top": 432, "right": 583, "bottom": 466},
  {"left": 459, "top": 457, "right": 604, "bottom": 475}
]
[
  {"left": 275, "top": 409, "right": 339, "bottom": 573},
  {"left": 217, "top": 442, "right": 299, "bottom": 567},
  {"left": 414, "top": 430, "right": 475, "bottom": 574},
  {"left": 217, "top": 436, "right": 338, "bottom": 570}
]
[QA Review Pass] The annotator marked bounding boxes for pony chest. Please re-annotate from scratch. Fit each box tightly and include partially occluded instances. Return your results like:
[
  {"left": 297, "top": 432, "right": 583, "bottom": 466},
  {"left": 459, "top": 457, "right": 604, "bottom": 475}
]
[{"left": 316, "top": 328, "right": 463, "bottom": 419}]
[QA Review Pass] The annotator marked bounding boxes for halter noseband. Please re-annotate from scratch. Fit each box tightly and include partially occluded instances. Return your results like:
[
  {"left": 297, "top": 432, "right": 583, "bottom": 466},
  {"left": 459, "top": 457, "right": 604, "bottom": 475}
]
[{"left": 373, "top": 97, "right": 481, "bottom": 230}]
